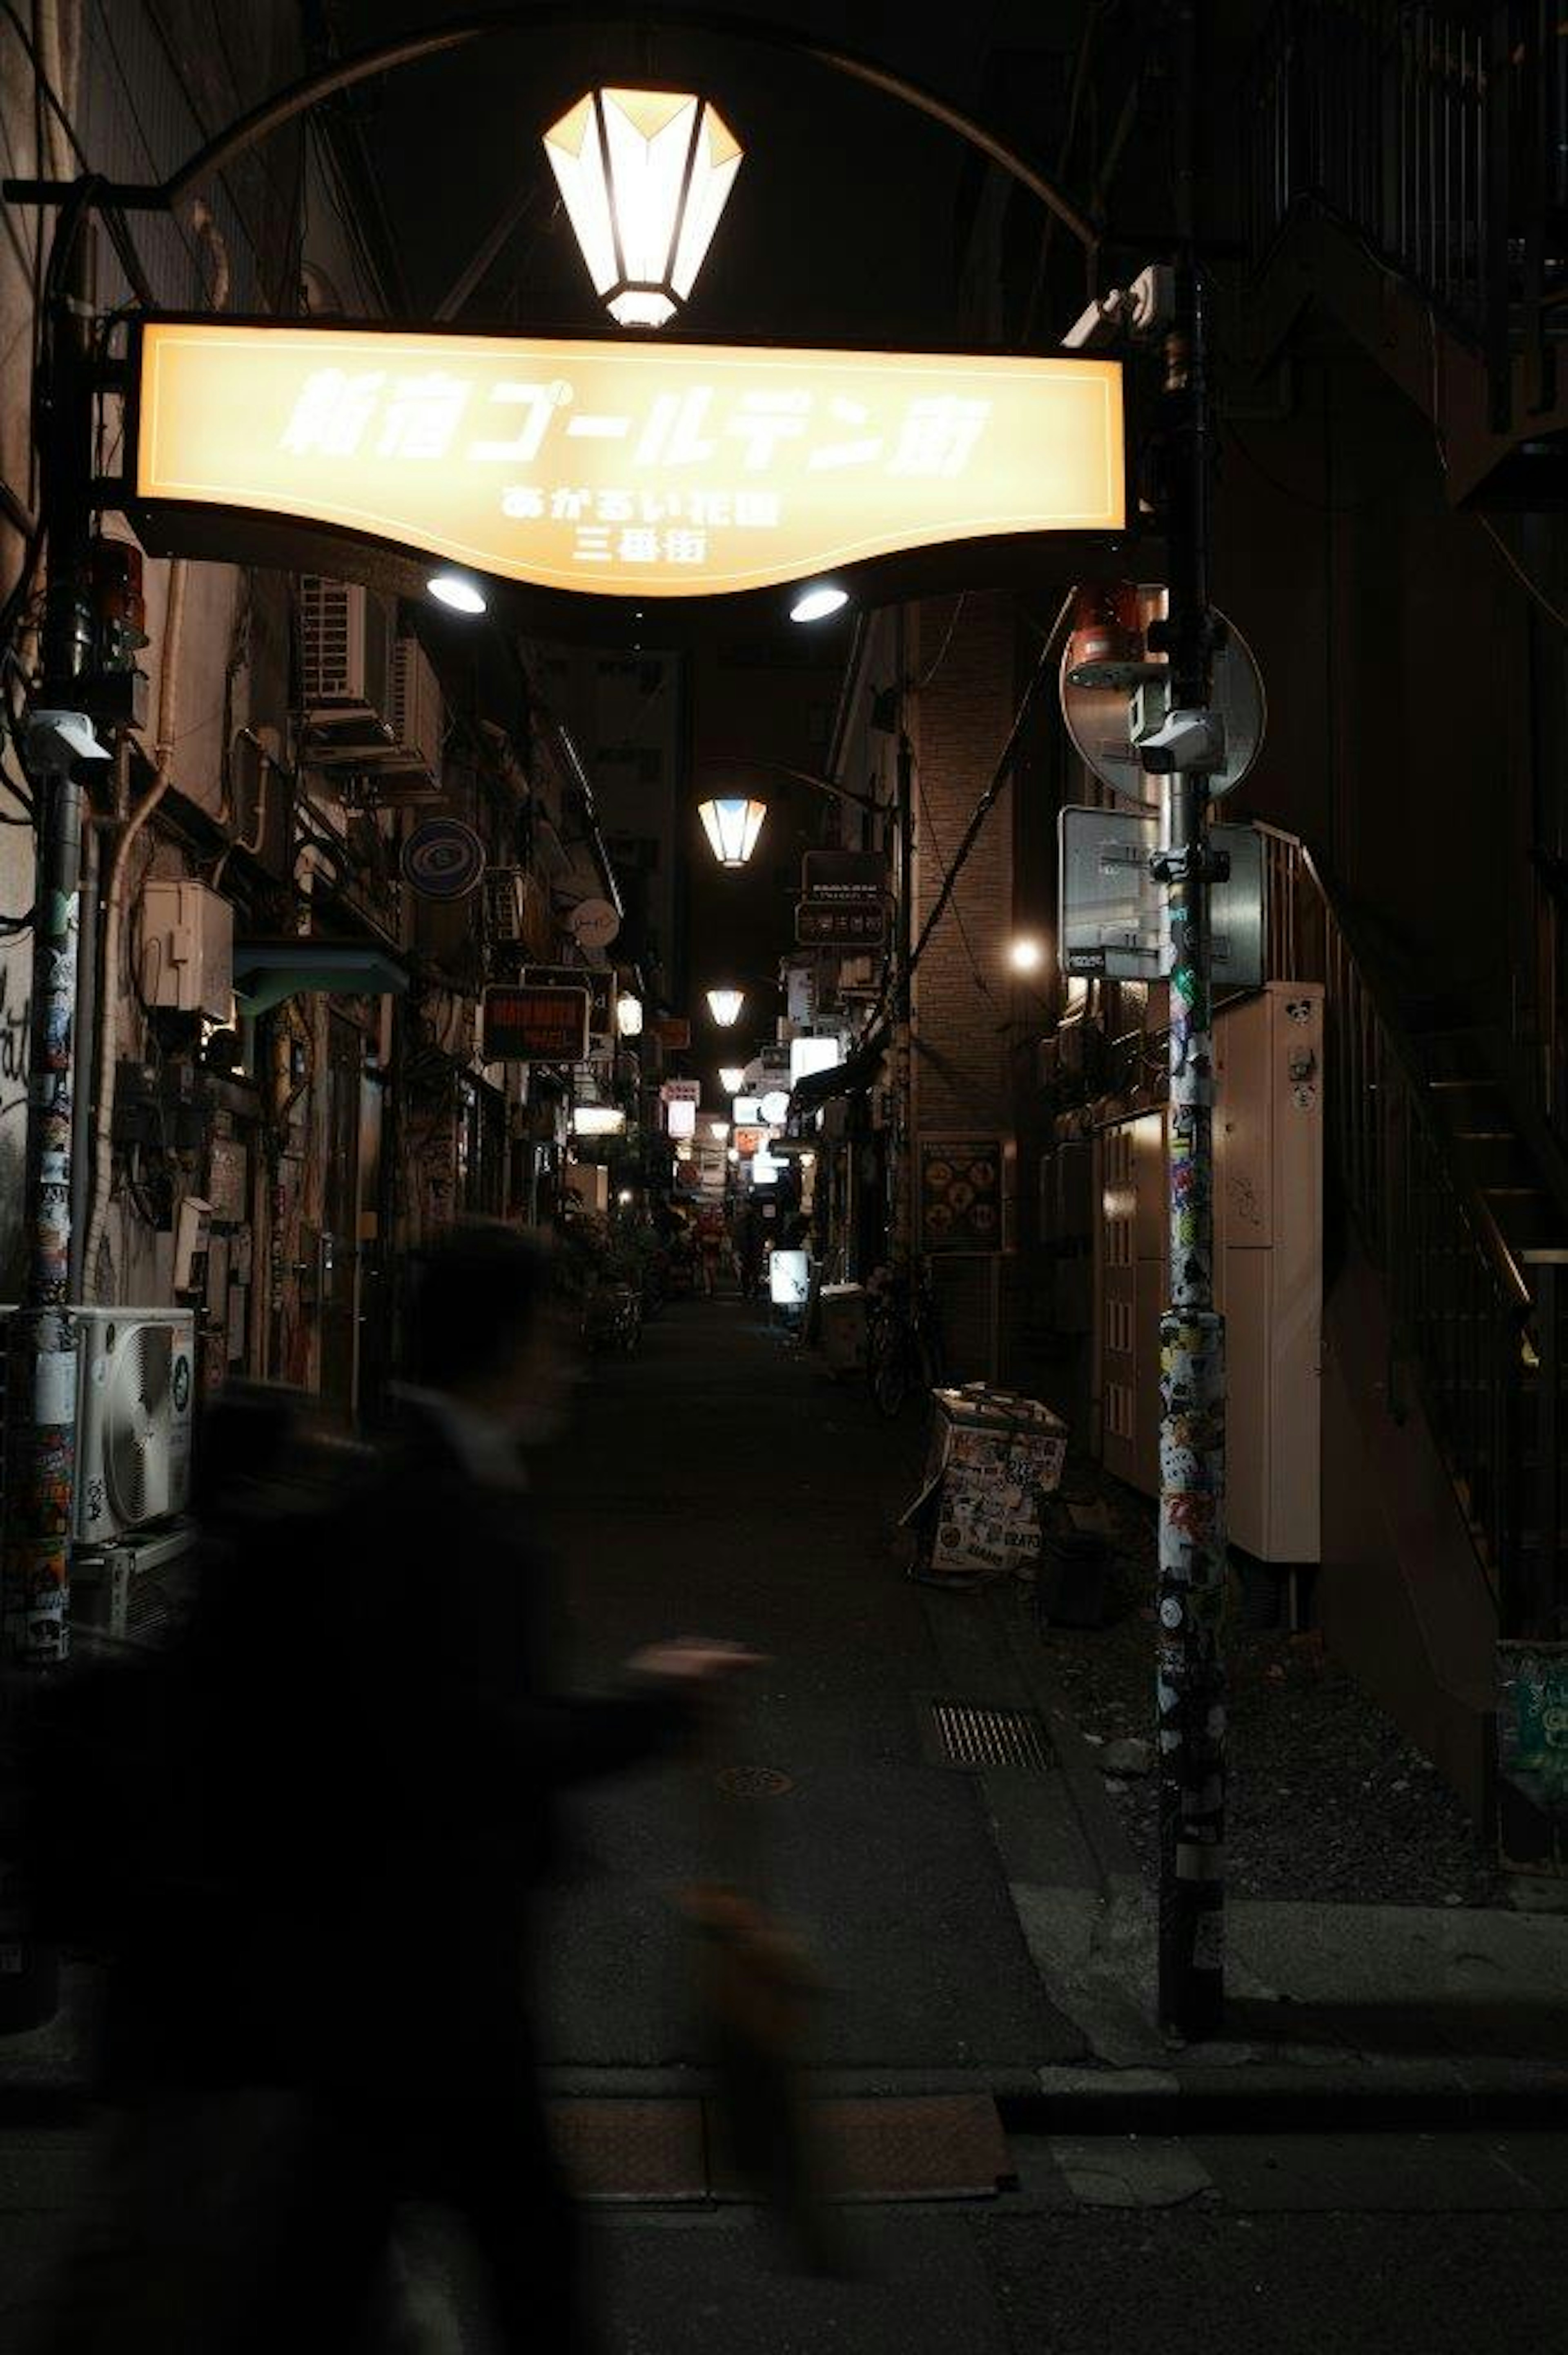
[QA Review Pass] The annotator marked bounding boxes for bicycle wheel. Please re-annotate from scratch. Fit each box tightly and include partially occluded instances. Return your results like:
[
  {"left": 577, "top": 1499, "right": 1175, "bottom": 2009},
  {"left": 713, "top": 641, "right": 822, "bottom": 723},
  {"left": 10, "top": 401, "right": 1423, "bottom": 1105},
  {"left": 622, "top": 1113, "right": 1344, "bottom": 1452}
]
[{"left": 871, "top": 1329, "right": 912, "bottom": 1418}]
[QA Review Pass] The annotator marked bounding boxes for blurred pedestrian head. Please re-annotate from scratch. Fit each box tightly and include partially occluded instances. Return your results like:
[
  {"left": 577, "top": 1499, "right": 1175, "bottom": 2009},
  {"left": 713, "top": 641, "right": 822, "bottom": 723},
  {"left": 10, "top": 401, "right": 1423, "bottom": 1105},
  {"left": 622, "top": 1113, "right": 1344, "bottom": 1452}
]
[{"left": 406, "top": 1220, "right": 568, "bottom": 1436}]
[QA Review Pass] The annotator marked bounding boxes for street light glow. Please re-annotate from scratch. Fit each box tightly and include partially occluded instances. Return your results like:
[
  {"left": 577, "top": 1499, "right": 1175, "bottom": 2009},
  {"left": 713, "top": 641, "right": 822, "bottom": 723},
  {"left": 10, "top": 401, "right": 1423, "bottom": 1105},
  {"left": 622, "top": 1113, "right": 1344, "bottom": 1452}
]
[
  {"left": 706, "top": 987, "right": 744, "bottom": 1026},
  {"left": 698, "top": 797, "right": 767, "bottom": 867},
  {"left": 428, "top": 571, "right": 487, "bottom": 614},
  {"left": 719, "top": 1064, "right": 746, "bottom": 1095},
  {"left": 543, "top": 88, "right": 742, "bottom": 330},
  {"left": 790, "top": 583, "right": 849, "bottom": 624},
  {"left": 1009, "top": 936, "right": 1047, "bottom": 973}
]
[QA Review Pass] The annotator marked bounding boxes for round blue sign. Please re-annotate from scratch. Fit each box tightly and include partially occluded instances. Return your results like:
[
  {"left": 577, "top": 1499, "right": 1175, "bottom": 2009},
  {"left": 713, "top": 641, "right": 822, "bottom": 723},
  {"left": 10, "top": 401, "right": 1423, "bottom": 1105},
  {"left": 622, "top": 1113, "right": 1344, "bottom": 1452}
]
[{"left": 401, "top": 818, "right": 486, "bottom": 901}]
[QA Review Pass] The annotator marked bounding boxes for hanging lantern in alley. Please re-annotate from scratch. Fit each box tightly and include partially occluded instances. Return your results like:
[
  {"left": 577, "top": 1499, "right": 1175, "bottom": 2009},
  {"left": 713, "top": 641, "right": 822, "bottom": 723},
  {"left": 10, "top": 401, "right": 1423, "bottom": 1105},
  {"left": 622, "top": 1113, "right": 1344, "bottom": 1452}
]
[
  {"left": 698, "top": 796, "right": 766, "bottom": 867},
  {"left": 719, "top": 1064, "right": 746, "bottom": 1096},
  {"left": 543, "top": 87, "right": 743, "bottom": 330},
  {"left": 616, "top": 991, "right": 644, "bottom": 1037},
  {"left": 706, "top": 987, "right": 744, "bottom": 1026}
]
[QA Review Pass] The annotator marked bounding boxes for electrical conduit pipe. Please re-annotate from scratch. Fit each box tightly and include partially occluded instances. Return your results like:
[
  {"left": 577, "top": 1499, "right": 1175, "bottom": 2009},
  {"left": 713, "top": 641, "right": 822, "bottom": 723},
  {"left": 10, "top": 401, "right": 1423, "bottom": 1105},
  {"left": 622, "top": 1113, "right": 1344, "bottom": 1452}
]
[{"left": 81, "top": 554, "right": 187, "bottom": 1300}]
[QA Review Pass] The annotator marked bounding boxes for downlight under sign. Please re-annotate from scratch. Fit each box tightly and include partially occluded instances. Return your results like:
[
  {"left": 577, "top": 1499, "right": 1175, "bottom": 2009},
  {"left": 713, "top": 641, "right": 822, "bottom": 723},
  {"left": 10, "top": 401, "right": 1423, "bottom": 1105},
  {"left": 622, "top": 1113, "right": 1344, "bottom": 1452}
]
[{"left": 130, "top": 320, "right": 1125, "bottom": 600}]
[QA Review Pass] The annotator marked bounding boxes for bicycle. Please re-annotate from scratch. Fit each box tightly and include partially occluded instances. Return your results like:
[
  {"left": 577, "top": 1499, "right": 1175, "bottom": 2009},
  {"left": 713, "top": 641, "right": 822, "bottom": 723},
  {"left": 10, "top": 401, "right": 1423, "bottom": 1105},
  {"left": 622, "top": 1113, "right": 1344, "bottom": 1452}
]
[{"left": 864, "top": 1258, "right": 946, "bottom": 1418}]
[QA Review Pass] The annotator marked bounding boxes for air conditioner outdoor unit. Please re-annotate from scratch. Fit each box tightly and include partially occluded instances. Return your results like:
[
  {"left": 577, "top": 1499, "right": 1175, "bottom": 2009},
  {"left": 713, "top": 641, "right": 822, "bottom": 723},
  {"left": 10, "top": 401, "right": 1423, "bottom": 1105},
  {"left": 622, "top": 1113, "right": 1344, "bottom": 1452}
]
[
  {"left": 0, "top": 1307, "right": 196, "bottom": 1546},
  {"left": 73, "top": 1308, "right": 195, "bottom": 1543},
  {"left": 298, "top": 577, "right": 398, "bottom": 759},
  {"left": 378, "top": 637, "right": 444, "bottom": 796}
]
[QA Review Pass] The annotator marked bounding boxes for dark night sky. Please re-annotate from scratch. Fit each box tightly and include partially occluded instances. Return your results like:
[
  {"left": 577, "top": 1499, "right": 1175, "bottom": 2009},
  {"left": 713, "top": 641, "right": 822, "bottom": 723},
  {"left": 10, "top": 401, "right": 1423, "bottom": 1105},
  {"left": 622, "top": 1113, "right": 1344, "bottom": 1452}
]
[{"left": 333, "top": 2, "right": 1012, "bottom": 345}]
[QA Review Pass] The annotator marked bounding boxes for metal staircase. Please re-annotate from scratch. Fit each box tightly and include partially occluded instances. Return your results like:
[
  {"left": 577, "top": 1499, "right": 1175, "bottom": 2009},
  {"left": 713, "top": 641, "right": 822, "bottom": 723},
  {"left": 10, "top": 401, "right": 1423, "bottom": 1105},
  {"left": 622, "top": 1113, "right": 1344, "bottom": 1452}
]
[
  {"left": 1258, "top": 825, "right": 1568, "bottom": 1644},
  {"left": 1241, "top": 0, "right": 1568, "bottom": 500}
]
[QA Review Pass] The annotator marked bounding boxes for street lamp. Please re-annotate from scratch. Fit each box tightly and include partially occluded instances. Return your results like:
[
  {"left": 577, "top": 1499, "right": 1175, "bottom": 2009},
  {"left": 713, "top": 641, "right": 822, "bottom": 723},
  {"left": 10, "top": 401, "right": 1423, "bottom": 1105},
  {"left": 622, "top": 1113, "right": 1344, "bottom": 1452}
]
[
  {"left": 427, "top": 570, "right": 487, "bottom": 615},
  {"left": 698, "top": 796, "right": 767, "bottom": 868},
  {"left": 543, "top": 87, "right": 742, "bottom": 329},
  {"left": 615, "top": 990, "right": 644, "bottom": 1037},
  {"left": 719, "top": 1064, "right": 746, "bottom": 1095},
  {"left": 706, "top": 987, "right": 744, "bottom": 1027},
  {"left": 790, "top": 583, "right": 849, "bottom": 623},
  {"left": 1008, "top": 935, "right": 1047, "bottom": 973}
]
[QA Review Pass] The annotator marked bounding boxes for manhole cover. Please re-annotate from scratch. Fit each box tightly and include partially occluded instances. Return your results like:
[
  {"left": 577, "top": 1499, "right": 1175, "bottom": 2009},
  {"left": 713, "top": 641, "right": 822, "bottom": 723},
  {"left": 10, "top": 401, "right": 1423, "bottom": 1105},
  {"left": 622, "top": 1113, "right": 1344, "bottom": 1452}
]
[
  {"left": 925, "top": 1700, "right": 1052, "bottom": 1773},
  {"left": 714, "top": 1765, "right": 795, "bottom": 1799}
]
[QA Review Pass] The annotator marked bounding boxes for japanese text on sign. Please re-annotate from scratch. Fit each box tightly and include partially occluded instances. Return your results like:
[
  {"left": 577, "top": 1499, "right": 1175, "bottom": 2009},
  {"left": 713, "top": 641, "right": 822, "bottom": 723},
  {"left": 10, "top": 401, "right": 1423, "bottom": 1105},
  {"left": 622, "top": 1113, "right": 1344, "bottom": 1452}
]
[
  {"left": 134, "top": 323, "right": 1125, "bottom": 600},
  {"left": 482, "top": 984, "right": 590, "bottom": 1063}
]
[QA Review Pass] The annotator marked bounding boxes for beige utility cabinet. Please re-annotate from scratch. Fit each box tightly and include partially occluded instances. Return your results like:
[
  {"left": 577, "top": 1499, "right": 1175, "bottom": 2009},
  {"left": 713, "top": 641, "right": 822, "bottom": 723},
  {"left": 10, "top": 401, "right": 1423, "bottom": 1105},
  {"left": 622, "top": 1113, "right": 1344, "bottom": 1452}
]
[{"left": 1094, "top": 982, "right": 1324, "bottom": 1563}]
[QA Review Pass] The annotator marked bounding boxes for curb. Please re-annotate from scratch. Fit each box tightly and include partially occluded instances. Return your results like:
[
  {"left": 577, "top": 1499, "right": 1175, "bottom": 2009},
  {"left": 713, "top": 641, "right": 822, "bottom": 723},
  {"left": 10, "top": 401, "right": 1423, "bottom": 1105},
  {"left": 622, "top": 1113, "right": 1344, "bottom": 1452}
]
[
  {"left": 1005, "top": 2058, "right": 1568, "bottom": 2134},
  {"left": 983, "top": 1581, "right": 1147, "bottom": 1903},
  {"left": 5, "top": 2060, "right": 1566, "bottom": 2136}
]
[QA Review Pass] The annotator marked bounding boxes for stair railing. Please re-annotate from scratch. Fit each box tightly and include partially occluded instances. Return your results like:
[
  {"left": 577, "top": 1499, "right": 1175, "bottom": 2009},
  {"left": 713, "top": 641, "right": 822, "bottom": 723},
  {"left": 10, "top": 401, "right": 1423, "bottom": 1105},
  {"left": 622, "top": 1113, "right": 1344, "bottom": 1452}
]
[
  {"left": 1256, "top": 824, "right": 1559, "bottom": 1628},
  {"left": 1244, "top": 2, "right": 1562, "bottom": 435}
]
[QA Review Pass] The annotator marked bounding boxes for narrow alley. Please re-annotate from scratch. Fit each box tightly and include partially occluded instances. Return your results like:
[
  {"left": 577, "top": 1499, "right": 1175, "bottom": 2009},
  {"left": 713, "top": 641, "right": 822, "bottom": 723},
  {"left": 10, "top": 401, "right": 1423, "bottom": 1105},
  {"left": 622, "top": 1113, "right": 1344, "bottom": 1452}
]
[{"left": 534, "top": 1291, "right": 1085, "bottom": 2080}]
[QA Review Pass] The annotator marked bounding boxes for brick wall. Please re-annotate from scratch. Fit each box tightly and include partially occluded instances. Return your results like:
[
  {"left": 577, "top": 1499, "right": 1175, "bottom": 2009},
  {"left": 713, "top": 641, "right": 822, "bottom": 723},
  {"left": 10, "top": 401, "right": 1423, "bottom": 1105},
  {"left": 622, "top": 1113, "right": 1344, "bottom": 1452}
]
[{"left": 909, "top": 593, "right": 1018, "bottom": 1380}]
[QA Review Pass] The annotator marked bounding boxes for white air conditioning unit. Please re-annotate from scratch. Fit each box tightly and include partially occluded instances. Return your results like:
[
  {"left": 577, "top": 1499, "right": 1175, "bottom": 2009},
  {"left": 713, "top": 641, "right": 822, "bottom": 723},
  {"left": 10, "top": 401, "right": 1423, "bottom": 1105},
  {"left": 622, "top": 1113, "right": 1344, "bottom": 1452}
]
[
  {"left": 379, "top": 637, "right": 444, "bottom": 795},
  {"left": 298, "top": 577, "right": 398, "bottom": 759},
  {"left": 79, "top": 1309, "right": 195, "bottom": 1542},
  {"left": 0, "top": 1306, "right": 195, "bottom": 1546}
]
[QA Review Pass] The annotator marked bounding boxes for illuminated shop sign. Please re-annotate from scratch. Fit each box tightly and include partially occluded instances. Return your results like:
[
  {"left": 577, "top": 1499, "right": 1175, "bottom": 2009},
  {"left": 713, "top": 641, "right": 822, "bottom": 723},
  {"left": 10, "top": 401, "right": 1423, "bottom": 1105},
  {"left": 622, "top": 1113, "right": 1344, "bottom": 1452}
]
[
  {"left": 482, "top": 983, "right": 591, "bottom": 1062},
  {"left": 132, "top": 321, "right": 1125, "bottom": 599}
]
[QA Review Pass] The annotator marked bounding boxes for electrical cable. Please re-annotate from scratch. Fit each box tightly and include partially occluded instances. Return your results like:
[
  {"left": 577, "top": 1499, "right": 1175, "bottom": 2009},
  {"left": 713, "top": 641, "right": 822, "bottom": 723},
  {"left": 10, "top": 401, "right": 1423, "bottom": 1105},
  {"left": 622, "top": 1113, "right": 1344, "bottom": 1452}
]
[
  {"left": 904, "top": 590, "right": 1073, "bottom": 992},
  {"left": 914, "top": 758, "right": 996, "bottom": 1006},
  {"left": 1474, "top": 516, "right": 1568, "bottom": 634},
  {"left": 909, "top": 593, "right": 967, "bottom": 693}
]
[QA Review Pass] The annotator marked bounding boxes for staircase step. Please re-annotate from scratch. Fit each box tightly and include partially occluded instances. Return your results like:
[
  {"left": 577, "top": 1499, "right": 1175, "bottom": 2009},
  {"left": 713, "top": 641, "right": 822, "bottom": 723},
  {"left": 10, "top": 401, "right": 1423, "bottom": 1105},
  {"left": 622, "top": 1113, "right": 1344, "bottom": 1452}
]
[{"left": 1481, "top": 1187, "right": 1568, "bottom": 1250}]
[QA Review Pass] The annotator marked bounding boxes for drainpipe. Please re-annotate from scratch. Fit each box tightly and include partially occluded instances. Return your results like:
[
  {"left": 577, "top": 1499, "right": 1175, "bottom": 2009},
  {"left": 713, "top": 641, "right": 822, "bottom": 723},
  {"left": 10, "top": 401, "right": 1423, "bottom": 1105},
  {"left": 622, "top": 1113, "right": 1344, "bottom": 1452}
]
[
  {"left": 79, "top": 558, "right": 187, "bottom": 1302},
  {"left": 65, "top": 779, "right": 103, "bottom": 1302}
]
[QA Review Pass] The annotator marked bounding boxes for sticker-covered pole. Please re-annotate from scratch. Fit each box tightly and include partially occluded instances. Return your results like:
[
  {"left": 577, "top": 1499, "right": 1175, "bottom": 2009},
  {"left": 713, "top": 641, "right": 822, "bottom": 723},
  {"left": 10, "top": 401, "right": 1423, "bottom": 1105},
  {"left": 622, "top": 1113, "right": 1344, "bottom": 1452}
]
[{"left": 1146, "top": 250, "right": 1228, "bottom": 2039}]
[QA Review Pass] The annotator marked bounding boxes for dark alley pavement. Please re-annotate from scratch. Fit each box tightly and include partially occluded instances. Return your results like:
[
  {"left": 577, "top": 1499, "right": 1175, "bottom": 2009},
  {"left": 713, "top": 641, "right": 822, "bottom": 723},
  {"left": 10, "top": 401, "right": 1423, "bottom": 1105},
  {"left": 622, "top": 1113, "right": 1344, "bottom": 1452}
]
[
  {"left": 7, "top": 1293, "right": 1568, "bottom": 2352},
  {"left": 533, "top": 1290, "right": 1084, "bottom": 2080}
]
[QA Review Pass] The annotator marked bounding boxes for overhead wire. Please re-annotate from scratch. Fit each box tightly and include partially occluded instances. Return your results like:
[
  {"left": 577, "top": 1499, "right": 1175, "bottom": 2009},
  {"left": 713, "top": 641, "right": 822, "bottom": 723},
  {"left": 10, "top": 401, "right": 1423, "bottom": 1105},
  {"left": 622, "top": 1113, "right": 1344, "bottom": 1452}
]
[{"left": 904, "top": 589, "right": 1074, "bottom": 992}]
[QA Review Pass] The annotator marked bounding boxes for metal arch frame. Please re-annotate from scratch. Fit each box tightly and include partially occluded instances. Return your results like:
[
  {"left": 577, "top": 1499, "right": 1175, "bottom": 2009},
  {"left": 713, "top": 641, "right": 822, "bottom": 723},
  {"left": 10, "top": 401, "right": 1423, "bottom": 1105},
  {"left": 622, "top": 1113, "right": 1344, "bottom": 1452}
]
[
  {"left": 695, "top": 755, "right": 883, "bottom": 818},
  {"left": 1, "top": 5, "right": 1099, "bottom": 252}
]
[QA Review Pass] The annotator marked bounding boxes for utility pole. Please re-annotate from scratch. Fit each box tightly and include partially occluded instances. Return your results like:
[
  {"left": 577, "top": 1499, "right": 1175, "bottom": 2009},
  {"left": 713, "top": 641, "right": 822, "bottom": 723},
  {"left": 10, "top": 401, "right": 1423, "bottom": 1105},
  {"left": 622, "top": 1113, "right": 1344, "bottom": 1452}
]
[
  {"left": 1141, "top": 0, "right": 1229, "bottom": 2040},
  {"left": 0, "top": 197, "right": 108, "bottom": 2025},
  {"left": 1, "top": 199, "right": 107, "bottom": 1673}
]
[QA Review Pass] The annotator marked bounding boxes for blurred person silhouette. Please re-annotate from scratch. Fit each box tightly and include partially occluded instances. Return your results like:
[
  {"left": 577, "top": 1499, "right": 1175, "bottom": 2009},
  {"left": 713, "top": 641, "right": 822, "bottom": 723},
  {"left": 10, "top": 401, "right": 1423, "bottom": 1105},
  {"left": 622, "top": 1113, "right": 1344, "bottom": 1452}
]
[{"left": 43, "top": 1221, "right": 755, "bottom": 2355}]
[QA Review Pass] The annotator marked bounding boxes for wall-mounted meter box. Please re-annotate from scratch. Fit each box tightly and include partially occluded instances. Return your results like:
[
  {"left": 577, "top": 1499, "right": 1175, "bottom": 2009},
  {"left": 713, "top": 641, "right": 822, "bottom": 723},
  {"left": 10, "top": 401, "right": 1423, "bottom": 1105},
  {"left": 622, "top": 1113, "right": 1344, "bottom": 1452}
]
[{"left": 139, "top": 879, "right": 234, "bottom": 1020}]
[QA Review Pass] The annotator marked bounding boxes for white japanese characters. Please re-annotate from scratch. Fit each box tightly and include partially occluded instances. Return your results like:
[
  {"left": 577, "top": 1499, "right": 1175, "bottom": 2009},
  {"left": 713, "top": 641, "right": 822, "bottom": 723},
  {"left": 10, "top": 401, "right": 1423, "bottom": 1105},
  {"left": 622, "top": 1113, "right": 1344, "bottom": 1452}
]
[
  {"left": 277, "top": 366, "right": 997, "bottom": 571},
  {"left": 141, "top": 321, "right": 1127, "bottom": 597}
]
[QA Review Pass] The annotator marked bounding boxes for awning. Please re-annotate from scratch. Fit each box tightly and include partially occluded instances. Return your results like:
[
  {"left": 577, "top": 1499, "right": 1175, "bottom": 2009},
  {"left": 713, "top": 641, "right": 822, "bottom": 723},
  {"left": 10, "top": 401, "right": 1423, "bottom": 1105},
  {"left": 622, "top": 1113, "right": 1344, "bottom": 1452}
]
[
  {"left": 788, "top": 1026, "right": 886, "bottom": 1121},
  {"left": 232, "top": 940, "right": 410, "bottom": 1015}
]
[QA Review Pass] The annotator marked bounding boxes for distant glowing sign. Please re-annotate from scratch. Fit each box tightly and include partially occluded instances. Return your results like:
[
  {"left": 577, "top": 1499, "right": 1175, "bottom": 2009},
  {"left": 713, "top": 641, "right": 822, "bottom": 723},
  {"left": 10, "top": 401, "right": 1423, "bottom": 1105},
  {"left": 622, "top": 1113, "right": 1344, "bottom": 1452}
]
[{"left": 133, "top": 321, "right": 1125, "bottom": 599}]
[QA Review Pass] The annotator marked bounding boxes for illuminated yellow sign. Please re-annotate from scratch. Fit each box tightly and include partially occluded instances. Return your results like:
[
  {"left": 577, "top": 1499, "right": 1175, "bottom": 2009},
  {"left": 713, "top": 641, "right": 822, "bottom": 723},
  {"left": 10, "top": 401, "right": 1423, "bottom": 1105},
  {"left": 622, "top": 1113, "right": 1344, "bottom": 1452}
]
[{"left": 133, "top": 321, "right": 1124, "bottom": 598}]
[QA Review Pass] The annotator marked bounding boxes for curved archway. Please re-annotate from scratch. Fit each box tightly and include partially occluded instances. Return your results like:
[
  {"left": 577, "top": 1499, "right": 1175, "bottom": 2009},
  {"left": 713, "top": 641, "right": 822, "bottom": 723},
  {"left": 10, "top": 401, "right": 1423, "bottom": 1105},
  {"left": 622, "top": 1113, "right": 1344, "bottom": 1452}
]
[{"left": 11, "top": 6, "right": 1097, "bottom": 252}]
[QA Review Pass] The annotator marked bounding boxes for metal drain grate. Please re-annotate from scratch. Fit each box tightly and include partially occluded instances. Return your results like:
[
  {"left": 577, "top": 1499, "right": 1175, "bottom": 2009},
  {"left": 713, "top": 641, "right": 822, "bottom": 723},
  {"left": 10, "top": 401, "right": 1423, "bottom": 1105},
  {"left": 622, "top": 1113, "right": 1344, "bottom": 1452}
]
[{"left": 927, "top": 1700, "right": 1052, "bottom": 1773}]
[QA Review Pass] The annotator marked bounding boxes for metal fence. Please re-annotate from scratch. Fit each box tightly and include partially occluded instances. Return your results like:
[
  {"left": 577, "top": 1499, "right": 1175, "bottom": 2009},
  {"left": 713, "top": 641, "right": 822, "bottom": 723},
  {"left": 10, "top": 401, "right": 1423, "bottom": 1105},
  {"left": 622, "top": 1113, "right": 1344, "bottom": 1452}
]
[
  {"left": 1244, "top": 2, "right": 1565, "bottom": 429},
  {"left": 1255, "top": 824, "right": 1564, "bottom": 1632}
]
